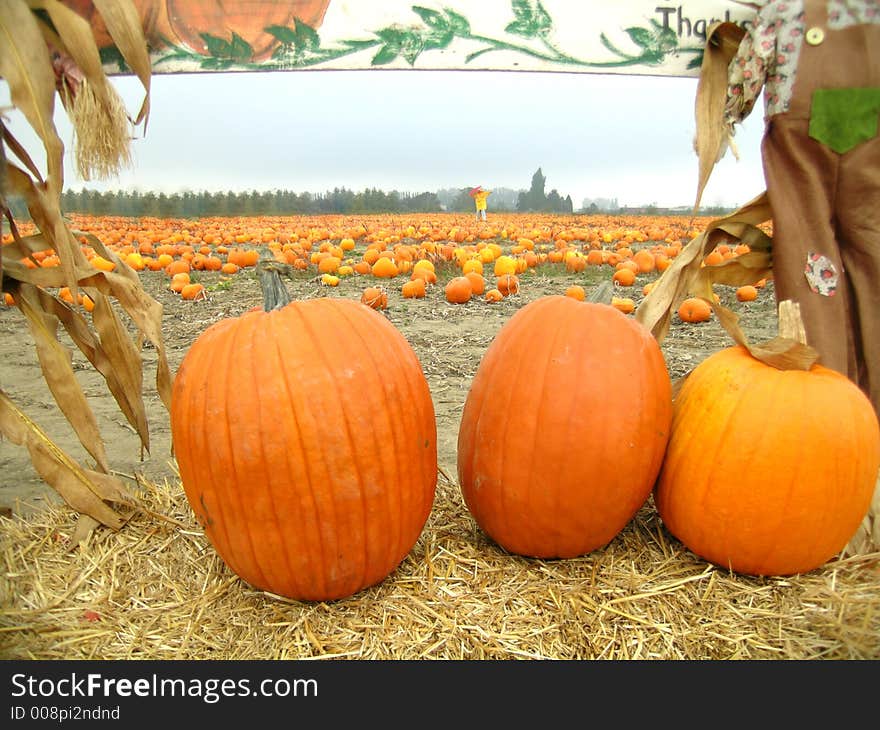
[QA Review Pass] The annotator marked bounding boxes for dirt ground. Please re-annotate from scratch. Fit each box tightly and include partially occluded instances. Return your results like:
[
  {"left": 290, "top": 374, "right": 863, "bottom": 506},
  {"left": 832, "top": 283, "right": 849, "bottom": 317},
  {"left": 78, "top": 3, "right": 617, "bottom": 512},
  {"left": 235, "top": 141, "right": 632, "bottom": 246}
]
[{"left": 0, "top": 260, "right": 779, "bottom": 517}]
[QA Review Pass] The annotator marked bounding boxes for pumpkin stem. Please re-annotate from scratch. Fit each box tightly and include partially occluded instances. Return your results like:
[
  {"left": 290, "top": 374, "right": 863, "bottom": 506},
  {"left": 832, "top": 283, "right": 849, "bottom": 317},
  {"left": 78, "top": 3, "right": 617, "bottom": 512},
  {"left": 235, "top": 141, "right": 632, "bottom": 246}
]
[
  {"left": 776, "top": 299, "right": 808, "bottom": 344},
  {"left": 589, "top": 280, "right": 613, "bottom": 305},
  {"left": 256, "top": 252, "right": 293, "bottom": 311}
]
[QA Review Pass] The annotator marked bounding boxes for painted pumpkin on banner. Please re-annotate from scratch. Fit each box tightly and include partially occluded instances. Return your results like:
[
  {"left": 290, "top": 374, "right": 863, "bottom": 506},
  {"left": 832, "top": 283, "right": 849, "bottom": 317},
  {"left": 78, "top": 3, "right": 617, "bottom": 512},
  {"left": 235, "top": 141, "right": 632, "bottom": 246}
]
[
  {"left": 64, "top": 0, "right": 332, "bottom": 60},
  {"left": 166, "top": 0, "right": 332, "bottom": 61},
  {"left": 62, "top": 0, "right": 173, "bottom": 49}
]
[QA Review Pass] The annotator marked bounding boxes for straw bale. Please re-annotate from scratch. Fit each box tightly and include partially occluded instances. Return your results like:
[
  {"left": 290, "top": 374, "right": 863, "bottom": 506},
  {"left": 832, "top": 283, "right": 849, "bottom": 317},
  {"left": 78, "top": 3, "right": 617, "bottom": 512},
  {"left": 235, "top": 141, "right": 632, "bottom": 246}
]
[{"left": 2, "top": 471, "right": 878, "bottom": 661}]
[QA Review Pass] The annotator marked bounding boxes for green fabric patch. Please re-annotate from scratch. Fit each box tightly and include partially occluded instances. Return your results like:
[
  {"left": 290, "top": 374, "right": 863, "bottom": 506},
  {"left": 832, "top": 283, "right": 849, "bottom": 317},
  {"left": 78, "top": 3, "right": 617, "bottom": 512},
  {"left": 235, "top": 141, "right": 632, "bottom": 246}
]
[{"left": 809, "top": 88, "right": 880, "bottom": 154}]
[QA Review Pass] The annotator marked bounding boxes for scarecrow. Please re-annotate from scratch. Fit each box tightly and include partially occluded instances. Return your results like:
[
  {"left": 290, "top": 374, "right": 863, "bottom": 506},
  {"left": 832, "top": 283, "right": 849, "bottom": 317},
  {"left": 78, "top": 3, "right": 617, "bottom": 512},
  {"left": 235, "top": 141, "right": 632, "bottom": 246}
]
[
  {"left": 469, "top": 186, "right": 492, "bottom": 221},
  {"left": 688, "top": 0, "right": 880, "bottom": 555}
]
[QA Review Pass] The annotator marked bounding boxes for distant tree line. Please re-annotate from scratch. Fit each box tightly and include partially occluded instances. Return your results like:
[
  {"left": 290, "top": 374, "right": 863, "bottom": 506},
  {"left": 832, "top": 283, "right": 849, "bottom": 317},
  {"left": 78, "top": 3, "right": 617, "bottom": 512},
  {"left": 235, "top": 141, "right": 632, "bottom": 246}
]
[
  {"left": 47, "top": 187, "right": 443, "bottom": 218},
  {"left": 3, "top": 168, "right": 588, "bottom": 220}
]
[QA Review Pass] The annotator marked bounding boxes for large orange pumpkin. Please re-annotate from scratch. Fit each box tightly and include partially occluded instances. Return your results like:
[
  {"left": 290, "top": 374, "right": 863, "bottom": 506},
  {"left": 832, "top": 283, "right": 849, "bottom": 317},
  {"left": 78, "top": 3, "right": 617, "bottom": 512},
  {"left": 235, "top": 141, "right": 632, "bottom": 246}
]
[
  {"left": 457, "top": 295, "right": 672, "bottom": 558},
  {"left": 170, "top": 296, "right": 437, "bottom": 601},
  {"left": 654, "top": 344, "right": 880, "bottom": 576}
]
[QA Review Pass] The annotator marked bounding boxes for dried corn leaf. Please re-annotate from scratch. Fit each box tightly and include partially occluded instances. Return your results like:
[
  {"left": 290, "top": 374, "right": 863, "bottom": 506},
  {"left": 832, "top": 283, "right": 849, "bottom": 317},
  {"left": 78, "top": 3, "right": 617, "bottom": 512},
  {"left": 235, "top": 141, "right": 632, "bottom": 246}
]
[
  {"left": 4, "top": 253, "right": 168, "bottom": 439},
  {"left": 36, "top": 0, "right": 133, "bottom": 180},
  {"left": 636, "top": 192, "right": 773, "bottom": 344},
  {"left": 0, "top": 389, "right": 130, "bottom": 531},
  {"left": 1, "top": 230, "right": 51, "bottom": 261},
  {"left": 15, "top": 282, "right": 111, "bottom": 473},
  {"left": 2, "top": 1, "right": 162, "bottom": 539},
  {"left": 4, "top": 162, "right": 88, "bottom": 304},
  {"left": 40, "top": 1, "right": 108, "bottom": 97},
  {"left": 710, "top": 300, "right": 818, "bottom": 371},
  {"left": 76, "top": 269, "right": 172, "bottom": 413},
  {"left": 0, "top": 0, "right": 64, "bottom": 193},
  {"left": 90, "top": 290, "right": 150, "bottom": 453},
  {"left": 0, "top": 118, "right": 6, "bottom": 204},
  {"left": 91, "top": 0, "right": 151, "bottom": 128},
  {"left": 693, "top": 20, "right": 746, "bottom": 215},
  {"left": 31, "top": 284, "right": 150, "bottom": 452},
  {"left": 635, "top": 193, "right": 819, "bottom": 372},
  {"left": 1, "top": 121, "right": 44, "bottom": 183}
]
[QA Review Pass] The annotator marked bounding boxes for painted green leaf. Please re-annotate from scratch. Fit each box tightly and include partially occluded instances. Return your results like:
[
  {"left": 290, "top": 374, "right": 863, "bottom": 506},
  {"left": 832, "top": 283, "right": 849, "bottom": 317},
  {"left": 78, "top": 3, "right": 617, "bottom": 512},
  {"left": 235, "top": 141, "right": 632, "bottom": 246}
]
[
  {"left": 442, "top": 8, "right": 470, "bottom": 35},
  {"left": 199, "top": 33, "right": 232, "bottom": 57},
  {"left": 376, "top": 26, "right": 409, "bottom": 44},
  {"left": 293, "top": 19, "right": 321, "bottom": 50},
  {"left": 342, "top": 39, "right": 381, "bottom": 50},
  {"left": 505, "top": 20, "right": 533, "bottom": 38},
  {"left": 199, "top": 32, "right": 254, "bottom": 61},
  {"left": 625, "top": 27, "right": 654, "bottom": 49},
  {"left": 98, "top": 45, "right": 130, "bottom": 73},
  {"left": 400, "top": 34, "right": 425, "bottom": 65},
  {"left": 422, "top": 25, "right": 453, "bottom": 51},
  {"left": 372, "top": 44, "right": 400, "bottom": 66},
  {"left": 511, "top": 0, "right": 532, "bottom": 21},
  {"left": 201, "top": 56, "right": 235, "bottom": 70},
  {"left": 412, "top": 6, "right": 448, "bottom": 31},
  {"left": 265, "top": 24, "right": 298, "bottom": 44},
  {"left": 533, "top": 1, "right": 552, "bottom": 33},
  {"left": 229, "top": 32, "right": 253, "bottom": 60},
  {"left": 654, "top": 23, "right": 679, "bottom": 52}
]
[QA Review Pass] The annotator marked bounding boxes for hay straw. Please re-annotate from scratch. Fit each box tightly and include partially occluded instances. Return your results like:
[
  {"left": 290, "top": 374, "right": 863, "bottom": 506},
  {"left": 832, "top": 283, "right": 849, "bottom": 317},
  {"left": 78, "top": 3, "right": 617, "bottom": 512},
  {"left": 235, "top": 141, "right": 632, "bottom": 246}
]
[
  {"left": 2, "top": 272, "right": 877, "bottom": 660},
  {"left": 1, "top": 471, "right": 878, "bottom": 661}
]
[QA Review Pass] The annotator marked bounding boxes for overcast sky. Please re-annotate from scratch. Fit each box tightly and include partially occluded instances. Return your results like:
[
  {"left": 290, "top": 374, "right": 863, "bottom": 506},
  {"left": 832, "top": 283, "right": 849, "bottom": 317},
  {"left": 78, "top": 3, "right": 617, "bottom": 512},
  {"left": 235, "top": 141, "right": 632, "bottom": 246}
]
[{"left": 2, "top": 68, "right": 767, "bottom": 210}]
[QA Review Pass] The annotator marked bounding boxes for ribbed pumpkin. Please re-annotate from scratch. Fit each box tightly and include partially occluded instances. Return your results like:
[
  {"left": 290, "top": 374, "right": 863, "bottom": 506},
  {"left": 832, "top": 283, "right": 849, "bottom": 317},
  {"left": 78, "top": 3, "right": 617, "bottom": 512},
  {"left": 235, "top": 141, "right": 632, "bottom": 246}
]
[
  {"left": 457, "top": 294, "right": 672, "bottom": 558},
  {"left": 655, "top": 344, "right": 880, "bottom": 576},
  {"left": 171, "top": 295, "right": 437, "bottom": 601}
]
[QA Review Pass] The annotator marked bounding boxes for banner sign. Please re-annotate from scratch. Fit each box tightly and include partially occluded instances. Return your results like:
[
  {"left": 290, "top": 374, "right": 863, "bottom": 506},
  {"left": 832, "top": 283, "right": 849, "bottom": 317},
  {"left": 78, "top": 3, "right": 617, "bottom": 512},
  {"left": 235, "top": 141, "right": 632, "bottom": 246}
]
[{"left": 86, "top": 0, "right": 757, "bottom": 77}]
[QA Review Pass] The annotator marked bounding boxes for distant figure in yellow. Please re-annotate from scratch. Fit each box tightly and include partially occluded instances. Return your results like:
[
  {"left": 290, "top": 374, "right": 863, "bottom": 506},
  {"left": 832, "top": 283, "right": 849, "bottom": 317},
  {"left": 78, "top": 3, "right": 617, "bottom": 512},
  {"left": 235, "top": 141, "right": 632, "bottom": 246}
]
[{"left": 470, "top": 186, "right": 491, "bottom": 221}]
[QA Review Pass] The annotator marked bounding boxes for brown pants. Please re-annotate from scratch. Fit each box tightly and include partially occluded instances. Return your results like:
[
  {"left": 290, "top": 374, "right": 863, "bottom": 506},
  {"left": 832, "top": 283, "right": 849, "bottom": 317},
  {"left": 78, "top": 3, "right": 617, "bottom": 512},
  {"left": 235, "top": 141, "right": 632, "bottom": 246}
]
[{"left": 760, "top": 1, "right": 880, "bottom": 553}]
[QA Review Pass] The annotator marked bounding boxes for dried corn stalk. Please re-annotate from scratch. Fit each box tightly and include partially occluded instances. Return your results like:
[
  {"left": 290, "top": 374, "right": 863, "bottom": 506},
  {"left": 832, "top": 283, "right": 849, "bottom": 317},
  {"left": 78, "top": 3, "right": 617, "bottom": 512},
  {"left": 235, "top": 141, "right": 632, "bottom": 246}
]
[
  {"left": 634, "top": 19, "right": 812, "bottom": 371},
  {"left": 1, "top": 0, "right": 168, "bottom": 546}
]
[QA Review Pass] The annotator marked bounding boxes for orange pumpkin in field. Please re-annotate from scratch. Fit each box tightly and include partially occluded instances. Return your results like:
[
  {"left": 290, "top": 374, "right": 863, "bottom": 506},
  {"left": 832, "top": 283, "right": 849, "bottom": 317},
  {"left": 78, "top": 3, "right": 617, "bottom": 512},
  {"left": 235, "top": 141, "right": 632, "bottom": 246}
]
[
  {"left": 612, "top": 267, "right": 636, "bottom": 287},
  {"left": 401, "top": 278, "right": 426, "bottom": 299},
  {"left": 496, "top": 274, "right": 519, "bottom": 296},
  {"left": 458, "top": 295, "right": 672, "bottom": 558},
  {"left": 611, "top": 296, "right": 635, "bottom": 315},
  {"left": 655, "top": 341, "right": 879, "bottom": 576},
  {"left": 361, "top": 286, "right": 388, "bottom": 310},
  {"left": 445, "top": 276, "right": 472, "bottom": 304},
  {"left": 170, "top": 296, "right": 437, "bottom": 601},
  {"left": 181, "top": 282, "right": 207, "bottom": 301},
  {"left": 464, "top": 271, "right": 486, "bottom": 296},
  {"left": 677, "top": 297, "right": 712, "bottom": 323}
]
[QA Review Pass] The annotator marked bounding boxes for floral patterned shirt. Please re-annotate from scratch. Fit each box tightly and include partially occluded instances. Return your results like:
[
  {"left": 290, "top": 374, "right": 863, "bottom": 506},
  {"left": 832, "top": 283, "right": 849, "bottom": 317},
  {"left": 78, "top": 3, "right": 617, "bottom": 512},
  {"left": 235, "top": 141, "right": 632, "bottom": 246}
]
[{"left": 725, "top": 0, "right": 880, "bottom": 129}]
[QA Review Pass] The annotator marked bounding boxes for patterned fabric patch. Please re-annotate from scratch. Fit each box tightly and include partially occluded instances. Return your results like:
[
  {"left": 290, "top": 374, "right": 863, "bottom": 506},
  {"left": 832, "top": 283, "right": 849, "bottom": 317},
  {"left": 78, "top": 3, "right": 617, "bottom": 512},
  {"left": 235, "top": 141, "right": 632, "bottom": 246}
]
[{"left": 804, "top": 252, "right": 838, "bottom": 296}]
